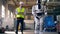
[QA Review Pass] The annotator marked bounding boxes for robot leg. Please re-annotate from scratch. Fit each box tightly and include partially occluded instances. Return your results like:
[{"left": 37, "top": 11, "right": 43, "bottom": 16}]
[{"left": 35, "top": 17, "right": 40, "bottom": 34}]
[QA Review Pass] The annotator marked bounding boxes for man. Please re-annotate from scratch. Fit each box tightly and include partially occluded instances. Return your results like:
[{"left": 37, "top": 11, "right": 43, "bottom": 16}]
[
  {"left": 56, "top": 22, "right": 60, "bottom": 34},
  {"left": 15, "top": 1, "right": 26, "bottom": 34},
  {"left": 32, "top": 0, "right": 46, "bottom": 34}
]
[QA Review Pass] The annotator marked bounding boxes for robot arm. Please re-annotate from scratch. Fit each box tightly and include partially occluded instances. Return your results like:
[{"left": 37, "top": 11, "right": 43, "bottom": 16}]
[
  {"left": 44, "top": 6, "right": 47, "bottom": 15},
  {"left": 32, "top": 6, "right": 37, "bottom": 17},
  {"left": 32, "top": 6, "right": 40, "bottom": 19},
  {"left": 41, "top": 5, "right": 47, "bottom": 15},
  {"left": 24, "top": 9, "right": 26, "bottom": 15}
]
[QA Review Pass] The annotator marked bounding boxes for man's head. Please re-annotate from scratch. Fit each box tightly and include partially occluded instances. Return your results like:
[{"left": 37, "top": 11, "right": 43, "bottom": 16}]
[{"left": 19, "top": 1, "right": 24, "bottom": 7}]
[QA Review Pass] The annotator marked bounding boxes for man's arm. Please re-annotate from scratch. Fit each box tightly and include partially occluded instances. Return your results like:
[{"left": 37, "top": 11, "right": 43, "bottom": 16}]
[
  {"left": 15, "top": 9, "right": 18, "bottom": 17},
  {"left": 15, "top": 9, "right": 18, "bottom": 14},
  {"left": 24, "top": 8, "right": 26, "bottom": 15}
]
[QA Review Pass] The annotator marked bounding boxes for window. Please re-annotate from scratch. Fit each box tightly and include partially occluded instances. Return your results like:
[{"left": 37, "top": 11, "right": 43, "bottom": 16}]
[{"left": 2, "top": 5, "right": 5, "bottom": 18}]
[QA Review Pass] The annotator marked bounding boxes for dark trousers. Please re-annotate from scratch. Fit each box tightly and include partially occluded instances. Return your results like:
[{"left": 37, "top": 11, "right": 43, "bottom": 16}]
[
  {"left": 58, "top": 32, "right": 60, "bottom": 34},
  {"left": 16, "top": 18, "right": 24, "bottom": 34}
]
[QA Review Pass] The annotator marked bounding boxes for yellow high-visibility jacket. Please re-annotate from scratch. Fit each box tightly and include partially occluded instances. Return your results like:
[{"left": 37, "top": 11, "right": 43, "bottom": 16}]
[{"left": 16, "top": 7, "right": 25, "bottom": 18}]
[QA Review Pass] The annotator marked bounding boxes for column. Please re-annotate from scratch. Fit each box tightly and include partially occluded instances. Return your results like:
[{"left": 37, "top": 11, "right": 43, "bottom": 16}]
[
  {"left": 0, "top": 0, "right": 2, "bottom": 28},
  {"left": 0, "top": 0, "right": 2, "bottom": 18},
  {"left": 5, "top": 3, "right": 8, "bottom": 18}
]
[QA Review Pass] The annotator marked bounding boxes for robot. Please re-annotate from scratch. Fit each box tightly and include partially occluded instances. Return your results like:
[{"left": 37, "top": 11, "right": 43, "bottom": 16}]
[{"left": 32, "top": 0, "right": 47, "bottom": 34}]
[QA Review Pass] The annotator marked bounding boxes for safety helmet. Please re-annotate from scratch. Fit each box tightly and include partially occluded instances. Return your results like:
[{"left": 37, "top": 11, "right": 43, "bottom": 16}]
[{"left": 19, "top": 1, "right": 24, "bottom": 5}]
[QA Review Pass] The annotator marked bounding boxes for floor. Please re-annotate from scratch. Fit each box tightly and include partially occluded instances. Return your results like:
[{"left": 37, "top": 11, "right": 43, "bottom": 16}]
[{"left": 0, "top": 30, "right": 58, "bottom": 34}]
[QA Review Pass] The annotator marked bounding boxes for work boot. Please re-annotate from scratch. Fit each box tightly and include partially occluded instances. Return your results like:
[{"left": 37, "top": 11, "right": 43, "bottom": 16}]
[{"left": 15, "top": 31, "right": 18, "bottom": 34}]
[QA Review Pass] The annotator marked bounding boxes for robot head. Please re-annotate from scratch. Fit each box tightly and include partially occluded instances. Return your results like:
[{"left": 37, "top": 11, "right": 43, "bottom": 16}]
[
  {"left": 36, "top": 0, "right": 38, "bottom": 4},
  {"left": 36, "top": 0, "right": 41, "bottom": 4},
  {"left": 36, "top": 0, "right": 41, "bottom": 9}
]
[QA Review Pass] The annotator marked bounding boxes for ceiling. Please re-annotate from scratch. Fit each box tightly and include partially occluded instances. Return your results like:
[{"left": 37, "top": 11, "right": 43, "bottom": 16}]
[{"left": 7, "top": 0, "right": 36, "bottom": 8}]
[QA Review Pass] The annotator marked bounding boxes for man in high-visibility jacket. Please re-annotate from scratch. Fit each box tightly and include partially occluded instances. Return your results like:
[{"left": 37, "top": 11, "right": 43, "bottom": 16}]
[{"left": 15, "top": 1, "right": 26, "bottom": 34}]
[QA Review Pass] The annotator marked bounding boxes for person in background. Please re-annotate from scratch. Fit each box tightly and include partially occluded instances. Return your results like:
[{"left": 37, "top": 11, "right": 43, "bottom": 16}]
[{"left": 56, "top": 22, "right": 60, "bottom": 34}]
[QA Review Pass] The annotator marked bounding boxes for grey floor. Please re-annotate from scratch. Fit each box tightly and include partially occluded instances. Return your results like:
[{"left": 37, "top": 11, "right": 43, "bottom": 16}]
[
  {"left": 0, "top": 30, "right": 58, "bottom": 34},
  {"left": 0, "top": 32, "right": 58, "bottom": 34}
]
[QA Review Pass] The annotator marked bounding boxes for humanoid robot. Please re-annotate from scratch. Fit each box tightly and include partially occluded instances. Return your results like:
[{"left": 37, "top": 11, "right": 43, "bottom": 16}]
[{"left": 32, "top": 0, "right": 47, "bottom": 34}]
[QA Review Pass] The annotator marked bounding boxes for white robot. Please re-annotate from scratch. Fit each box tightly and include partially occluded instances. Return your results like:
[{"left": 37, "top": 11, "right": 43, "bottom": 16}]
[{"left": 32, "top": 0, "right": 47, "bottom": 34}]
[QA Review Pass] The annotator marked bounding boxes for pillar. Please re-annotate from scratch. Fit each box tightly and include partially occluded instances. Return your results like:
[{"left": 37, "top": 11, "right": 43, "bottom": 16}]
[
  {"left": 0, "top": 0, "right": 2, "bottom": 18},
  {"left": 5, "top": 3, "right": 8, "bottom": 18},
  {"left": 0, "top": 0, "right": 2, "bottom": 28}
]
